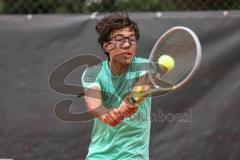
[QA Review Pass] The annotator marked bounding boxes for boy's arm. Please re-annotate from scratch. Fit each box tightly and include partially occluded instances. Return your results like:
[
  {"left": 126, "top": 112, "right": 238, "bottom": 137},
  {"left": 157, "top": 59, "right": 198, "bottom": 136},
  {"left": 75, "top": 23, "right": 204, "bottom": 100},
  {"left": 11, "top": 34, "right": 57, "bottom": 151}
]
[{"left": 84, "top": 86, "right": 138, "bottom": 126}]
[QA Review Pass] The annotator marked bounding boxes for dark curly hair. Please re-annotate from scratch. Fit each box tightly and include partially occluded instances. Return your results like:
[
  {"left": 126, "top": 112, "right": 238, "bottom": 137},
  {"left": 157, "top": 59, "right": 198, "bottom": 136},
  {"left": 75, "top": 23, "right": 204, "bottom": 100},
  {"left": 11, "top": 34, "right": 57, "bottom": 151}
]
[{"left": 95, "top": 12, "right": 140, "bottom": 57}]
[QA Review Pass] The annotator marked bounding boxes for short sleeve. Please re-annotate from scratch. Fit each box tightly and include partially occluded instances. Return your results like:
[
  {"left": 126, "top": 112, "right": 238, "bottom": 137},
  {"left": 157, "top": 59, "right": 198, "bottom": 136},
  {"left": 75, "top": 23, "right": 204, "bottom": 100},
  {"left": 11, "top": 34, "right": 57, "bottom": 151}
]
[{"left": 81, "top": 65, "right": 101, "bottom": 91}]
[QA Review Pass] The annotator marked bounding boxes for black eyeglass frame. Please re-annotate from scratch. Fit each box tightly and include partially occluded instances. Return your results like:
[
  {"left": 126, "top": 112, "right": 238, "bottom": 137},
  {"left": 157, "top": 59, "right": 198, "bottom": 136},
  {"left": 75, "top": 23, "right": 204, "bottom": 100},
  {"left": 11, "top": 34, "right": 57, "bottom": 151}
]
[{"left": 109, "top": 34, "right": 138, "bottom": 46}]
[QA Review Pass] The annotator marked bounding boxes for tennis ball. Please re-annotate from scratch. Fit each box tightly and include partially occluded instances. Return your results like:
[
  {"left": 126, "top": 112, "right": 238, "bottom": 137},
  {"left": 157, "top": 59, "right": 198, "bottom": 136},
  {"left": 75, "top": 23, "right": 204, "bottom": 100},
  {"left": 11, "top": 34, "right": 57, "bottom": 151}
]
[{"left": 157, "top": 55, "right": 175, "bottom": 72}]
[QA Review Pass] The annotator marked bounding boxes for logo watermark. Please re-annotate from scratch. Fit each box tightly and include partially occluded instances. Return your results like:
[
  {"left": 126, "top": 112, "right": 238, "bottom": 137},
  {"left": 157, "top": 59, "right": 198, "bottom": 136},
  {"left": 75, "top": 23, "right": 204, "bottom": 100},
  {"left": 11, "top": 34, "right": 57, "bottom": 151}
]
[
  {"left": 126, "top": 108, "right": 193, "bottom": 123},
  {"left": 48, "top": 54, "right": 192, "bottom": 123}
]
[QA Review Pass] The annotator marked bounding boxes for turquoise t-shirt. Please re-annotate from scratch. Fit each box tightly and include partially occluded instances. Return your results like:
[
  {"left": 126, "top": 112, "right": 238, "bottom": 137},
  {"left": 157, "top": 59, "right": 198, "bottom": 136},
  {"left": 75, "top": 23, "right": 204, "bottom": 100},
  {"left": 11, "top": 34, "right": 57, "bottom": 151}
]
[{"left": 82, "top": 57, "right": 152, "bottom": 160}]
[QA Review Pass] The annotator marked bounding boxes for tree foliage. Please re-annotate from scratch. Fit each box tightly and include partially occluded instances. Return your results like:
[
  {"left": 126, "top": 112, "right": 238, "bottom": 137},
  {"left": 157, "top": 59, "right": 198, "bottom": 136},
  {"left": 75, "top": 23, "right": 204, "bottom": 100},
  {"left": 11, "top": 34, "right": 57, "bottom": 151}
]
[{"left": 0, "top": 0, "right": 239, "bottom": 14}]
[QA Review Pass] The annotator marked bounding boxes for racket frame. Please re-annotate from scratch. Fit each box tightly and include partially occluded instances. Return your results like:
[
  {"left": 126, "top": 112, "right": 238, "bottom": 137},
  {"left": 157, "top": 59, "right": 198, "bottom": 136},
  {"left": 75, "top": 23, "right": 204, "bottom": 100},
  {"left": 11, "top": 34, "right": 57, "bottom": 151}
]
[{"left": 133, "top": 26, "right": 202, "bottom": 100}]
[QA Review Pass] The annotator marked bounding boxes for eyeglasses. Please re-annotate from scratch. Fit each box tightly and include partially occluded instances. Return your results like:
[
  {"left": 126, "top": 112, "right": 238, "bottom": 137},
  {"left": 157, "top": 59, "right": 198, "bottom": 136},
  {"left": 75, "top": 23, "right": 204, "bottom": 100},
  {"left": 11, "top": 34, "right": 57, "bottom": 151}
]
[{"left": 110, "top": 35, "right": 137, "bottom": 46}]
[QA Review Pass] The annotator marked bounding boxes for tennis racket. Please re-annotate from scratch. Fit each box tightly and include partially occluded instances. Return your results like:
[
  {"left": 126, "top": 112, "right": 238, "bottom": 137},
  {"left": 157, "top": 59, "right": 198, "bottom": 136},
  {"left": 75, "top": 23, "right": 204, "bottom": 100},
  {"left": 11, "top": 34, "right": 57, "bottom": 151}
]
[{"left": 129, "top": 26, "right": 202, "bottom": 104}]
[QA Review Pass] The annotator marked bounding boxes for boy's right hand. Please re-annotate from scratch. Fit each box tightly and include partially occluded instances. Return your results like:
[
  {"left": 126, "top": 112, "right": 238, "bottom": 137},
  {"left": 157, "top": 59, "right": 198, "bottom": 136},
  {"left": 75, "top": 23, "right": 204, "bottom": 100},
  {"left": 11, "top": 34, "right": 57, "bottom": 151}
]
[
  {"left": 99, "top": 108, "right": 125, "bottom": 127},
  {"left": 98, "top": 96, "right": 139, "bottom": 127},
  {"left": 119, "top": 96, "right": 139, "bottom": 118}
]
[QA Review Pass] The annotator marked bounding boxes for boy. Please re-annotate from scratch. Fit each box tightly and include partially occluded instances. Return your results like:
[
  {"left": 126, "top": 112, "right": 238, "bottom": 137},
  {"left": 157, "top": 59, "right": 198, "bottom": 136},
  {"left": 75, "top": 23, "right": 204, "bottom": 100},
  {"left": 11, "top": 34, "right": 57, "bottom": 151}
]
[{"left": 82, "top": 12, "right": 152, "bottom": 160}]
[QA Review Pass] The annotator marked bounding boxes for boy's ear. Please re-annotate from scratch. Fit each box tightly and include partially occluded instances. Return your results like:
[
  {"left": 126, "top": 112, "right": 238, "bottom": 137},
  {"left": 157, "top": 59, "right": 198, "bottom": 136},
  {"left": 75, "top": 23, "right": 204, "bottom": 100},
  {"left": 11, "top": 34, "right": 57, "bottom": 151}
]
[
  {"left": 103, "top": 42, "right": 109, "bottom": 52},
  {"left": 103, "top": 42, "right": 115, "bottom": 52}
]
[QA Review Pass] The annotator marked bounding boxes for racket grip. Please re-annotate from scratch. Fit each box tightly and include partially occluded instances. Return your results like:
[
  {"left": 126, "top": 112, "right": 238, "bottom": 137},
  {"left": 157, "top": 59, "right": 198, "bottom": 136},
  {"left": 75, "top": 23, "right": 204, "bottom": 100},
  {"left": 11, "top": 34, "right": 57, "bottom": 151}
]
[{"left": 129, "top": 97, "right": 137, "bottom": 104}]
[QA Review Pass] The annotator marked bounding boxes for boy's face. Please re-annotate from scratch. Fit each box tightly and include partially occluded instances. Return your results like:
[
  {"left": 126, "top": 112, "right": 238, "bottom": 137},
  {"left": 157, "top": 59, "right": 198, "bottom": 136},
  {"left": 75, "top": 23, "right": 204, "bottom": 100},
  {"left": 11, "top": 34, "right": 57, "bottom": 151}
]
[{"left": 103, "top": 27, "right": 137, "bottom": 64}]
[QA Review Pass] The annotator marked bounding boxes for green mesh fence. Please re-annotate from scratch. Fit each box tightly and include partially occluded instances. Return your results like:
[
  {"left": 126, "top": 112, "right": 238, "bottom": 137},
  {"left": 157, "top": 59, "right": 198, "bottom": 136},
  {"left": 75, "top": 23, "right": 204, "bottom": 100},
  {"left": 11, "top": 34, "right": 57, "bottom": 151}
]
[{"left": 0, "top": 0, "right": 239, "bottom": 14}]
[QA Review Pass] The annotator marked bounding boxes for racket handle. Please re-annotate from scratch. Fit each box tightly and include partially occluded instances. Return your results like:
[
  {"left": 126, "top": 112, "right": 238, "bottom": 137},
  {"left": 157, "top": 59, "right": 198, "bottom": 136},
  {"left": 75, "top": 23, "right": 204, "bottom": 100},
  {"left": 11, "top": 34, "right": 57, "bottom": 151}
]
[{"left": 129, "top": 97, "right": 137, "bottom": 104}]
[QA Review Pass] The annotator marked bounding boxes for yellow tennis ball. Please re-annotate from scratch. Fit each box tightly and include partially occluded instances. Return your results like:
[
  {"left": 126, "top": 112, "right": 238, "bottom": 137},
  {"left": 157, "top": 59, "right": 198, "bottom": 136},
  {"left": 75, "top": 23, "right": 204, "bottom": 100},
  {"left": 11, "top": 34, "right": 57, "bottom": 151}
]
[{"left": 157, "top": 55, "right": 175, "bottom": 72}]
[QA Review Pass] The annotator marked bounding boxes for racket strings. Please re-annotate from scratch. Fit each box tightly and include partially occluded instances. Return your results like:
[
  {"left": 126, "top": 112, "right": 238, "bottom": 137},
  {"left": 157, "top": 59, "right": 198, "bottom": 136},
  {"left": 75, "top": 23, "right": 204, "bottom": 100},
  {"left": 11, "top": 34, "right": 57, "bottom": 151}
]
[{"left": 152, "top": 29, "right": 197, "bottom": 87}]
